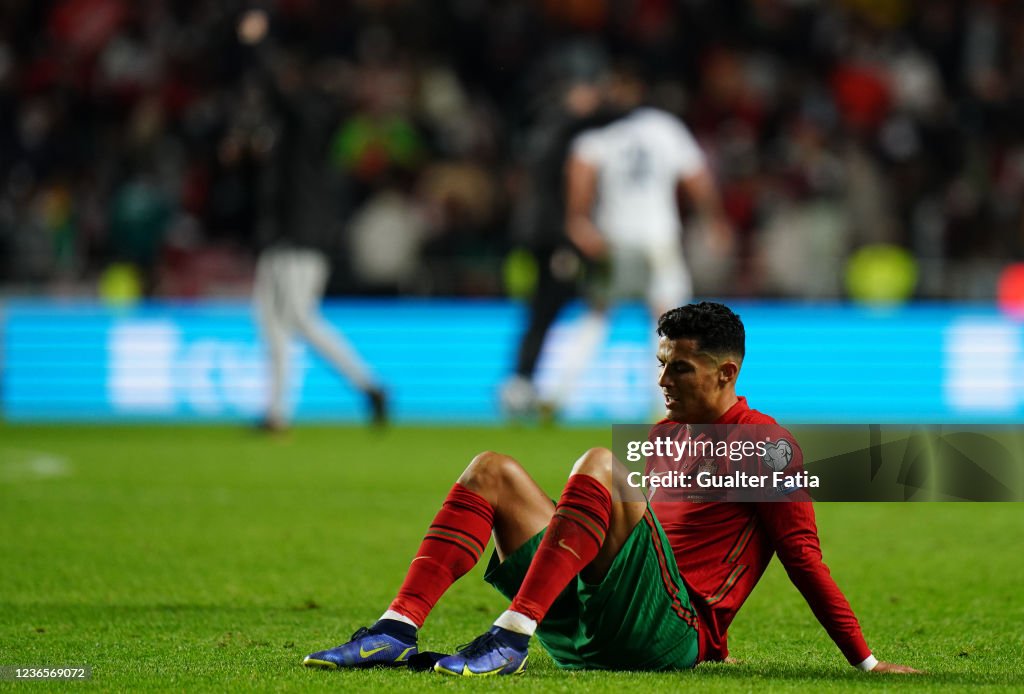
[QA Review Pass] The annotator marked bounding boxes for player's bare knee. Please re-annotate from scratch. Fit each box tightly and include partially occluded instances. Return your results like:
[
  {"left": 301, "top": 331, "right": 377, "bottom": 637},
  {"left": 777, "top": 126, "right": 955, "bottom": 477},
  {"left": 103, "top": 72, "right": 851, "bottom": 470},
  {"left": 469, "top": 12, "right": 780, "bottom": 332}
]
[
  {"left": 569, "top": 447, "right": 614, "bottom": 487},
  {"left": 459, "top": 450, "right": 522, "bottom": 498}
]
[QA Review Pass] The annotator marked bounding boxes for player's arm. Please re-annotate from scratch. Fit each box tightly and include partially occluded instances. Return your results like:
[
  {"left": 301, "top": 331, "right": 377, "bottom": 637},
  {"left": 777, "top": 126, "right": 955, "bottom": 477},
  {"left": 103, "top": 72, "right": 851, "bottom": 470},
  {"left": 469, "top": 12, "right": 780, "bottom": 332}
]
[
  {"left": 564, "top": 155, "right": 607, "bottom": 260},
  {"left": 755, "top": 502, "right": 921, "bottom": 673},
  {"left": 678, "top": 169, "right": 733, "bottom": 253}
]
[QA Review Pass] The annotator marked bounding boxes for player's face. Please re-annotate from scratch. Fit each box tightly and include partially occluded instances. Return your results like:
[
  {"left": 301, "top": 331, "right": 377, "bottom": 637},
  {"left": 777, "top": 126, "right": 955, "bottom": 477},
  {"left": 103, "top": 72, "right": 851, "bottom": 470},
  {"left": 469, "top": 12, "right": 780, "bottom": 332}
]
[{"left": 657, "top": 336, "right": 735, "bottom": 423}]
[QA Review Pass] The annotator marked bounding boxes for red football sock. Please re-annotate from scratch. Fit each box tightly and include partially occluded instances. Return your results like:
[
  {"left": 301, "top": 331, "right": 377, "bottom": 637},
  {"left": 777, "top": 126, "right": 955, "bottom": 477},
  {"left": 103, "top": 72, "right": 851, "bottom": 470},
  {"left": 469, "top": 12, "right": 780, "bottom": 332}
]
[
  {"left": 509, "top": 474, "right": 611, "bottom": 623},
  {"left": 388, "top": 483, "right": 494, "bottom": 627}
]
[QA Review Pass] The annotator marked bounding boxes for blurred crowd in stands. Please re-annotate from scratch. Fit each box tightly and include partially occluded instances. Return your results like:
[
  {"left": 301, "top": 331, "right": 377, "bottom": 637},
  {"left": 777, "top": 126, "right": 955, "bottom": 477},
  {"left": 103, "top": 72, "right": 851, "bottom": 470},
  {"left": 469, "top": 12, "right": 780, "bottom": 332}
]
[{"left": 2, "top": 0, "right": 1023, "bottom": 300}]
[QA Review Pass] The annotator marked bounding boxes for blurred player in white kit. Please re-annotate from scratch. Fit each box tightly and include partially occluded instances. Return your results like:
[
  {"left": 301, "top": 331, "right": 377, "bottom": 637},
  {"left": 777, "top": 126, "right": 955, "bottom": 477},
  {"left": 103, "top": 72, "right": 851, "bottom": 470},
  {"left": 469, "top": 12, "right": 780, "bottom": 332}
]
[{"left": 544, "top": 63, "right": 733, "bottom": 416}]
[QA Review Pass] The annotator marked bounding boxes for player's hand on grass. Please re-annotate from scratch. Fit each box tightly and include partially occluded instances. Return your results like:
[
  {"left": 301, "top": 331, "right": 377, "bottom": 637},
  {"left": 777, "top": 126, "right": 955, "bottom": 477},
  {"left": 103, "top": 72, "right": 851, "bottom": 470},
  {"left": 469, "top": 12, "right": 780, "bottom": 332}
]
[{"left": 872, "top": 661, "right": 923, "bottom": 674}]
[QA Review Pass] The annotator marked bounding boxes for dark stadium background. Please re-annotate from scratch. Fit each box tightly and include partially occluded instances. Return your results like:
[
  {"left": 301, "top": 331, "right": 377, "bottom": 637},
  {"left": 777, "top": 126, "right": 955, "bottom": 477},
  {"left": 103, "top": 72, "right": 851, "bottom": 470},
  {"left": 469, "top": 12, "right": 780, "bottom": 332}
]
[{"left": 2, "top": 0, "right": 1023, "bottom": 301}]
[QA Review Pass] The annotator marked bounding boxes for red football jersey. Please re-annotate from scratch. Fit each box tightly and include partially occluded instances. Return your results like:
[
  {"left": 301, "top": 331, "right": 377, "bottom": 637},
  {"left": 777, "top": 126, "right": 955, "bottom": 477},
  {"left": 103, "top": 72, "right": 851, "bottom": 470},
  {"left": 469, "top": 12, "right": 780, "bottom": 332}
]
[{"left": 648, "top": 397, "right": 872, "bottom": 665}]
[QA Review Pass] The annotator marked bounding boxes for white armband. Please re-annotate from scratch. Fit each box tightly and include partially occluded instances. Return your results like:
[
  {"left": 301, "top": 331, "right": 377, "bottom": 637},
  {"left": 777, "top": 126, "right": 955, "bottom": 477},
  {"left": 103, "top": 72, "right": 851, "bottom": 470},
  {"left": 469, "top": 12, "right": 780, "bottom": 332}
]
[{"left": 856, "top": 654, "right": 879, "bottom": 671}]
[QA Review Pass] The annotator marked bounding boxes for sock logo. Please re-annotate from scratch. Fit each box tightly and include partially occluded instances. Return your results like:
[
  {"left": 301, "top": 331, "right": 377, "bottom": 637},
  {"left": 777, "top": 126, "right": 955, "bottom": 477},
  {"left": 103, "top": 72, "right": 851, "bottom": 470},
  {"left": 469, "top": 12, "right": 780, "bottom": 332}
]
[{"left": 557, "top": 539, "right": 581, "bottom": 560}]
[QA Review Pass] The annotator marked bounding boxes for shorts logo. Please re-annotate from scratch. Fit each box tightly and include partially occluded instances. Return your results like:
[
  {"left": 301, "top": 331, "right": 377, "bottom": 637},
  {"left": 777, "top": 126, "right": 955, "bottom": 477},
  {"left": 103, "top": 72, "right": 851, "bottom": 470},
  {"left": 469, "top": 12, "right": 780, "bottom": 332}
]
[{"left": 761, "top": 439, "right": 793, "bottom": 472}]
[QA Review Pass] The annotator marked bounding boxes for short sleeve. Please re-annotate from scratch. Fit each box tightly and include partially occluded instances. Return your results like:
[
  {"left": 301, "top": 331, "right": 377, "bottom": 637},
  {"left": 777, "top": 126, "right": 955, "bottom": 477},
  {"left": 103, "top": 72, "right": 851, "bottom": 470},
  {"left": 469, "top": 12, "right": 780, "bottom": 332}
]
[
  {"left": 662, "top": 115, "right": 705, "bottom": 178},
  {"left": 571, "top": 128, "right": 607, "bottom": 166}
]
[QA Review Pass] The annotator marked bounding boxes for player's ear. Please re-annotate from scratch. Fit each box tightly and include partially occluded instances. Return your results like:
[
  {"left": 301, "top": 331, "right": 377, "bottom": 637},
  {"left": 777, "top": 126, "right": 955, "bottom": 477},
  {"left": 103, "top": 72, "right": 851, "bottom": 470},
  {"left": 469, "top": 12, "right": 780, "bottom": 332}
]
[{"left": 718, "top": 360, "right": 739, "bottom": 385}]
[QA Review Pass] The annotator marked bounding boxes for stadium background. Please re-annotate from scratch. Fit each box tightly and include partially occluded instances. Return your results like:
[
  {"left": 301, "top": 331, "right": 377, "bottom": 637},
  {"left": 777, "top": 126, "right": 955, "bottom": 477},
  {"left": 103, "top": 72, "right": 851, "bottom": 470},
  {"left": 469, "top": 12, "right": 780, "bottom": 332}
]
[
  {"left": 3, "top": 0, "right": 1024, "bottom": 424},
  {"left": 2, "top": 1, "right": 1023, "bottom": 691}
]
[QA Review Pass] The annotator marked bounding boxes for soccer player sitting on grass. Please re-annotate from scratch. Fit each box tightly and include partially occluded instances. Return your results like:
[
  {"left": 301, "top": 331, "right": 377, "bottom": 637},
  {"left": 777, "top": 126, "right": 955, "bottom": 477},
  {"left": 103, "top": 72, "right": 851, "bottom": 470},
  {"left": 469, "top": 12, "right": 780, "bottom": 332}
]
[{"left": 303, "top": 302, "right": 920, "bottom": 676}]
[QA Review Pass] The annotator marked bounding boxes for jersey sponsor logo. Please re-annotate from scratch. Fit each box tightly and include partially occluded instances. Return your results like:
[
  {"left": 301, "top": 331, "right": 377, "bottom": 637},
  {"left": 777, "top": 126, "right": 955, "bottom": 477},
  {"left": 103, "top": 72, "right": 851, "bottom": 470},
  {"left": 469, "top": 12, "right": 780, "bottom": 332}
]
[{"left": 761, "top": 439, "right": 793, "bottom": 472}]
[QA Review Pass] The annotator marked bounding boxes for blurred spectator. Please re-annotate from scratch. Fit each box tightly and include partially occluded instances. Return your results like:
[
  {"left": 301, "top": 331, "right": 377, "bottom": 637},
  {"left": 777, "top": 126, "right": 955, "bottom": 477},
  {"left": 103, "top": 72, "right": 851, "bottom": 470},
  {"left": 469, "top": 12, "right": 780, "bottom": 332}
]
[
  {"left": 418, "top": 158, "right": 504, "bottom": 295},
  {"left": 107, "top": 165, "right": 172, "bottom": 286},
  {"left": 347, "top": 185, "right": 427, "bottom": 294}
]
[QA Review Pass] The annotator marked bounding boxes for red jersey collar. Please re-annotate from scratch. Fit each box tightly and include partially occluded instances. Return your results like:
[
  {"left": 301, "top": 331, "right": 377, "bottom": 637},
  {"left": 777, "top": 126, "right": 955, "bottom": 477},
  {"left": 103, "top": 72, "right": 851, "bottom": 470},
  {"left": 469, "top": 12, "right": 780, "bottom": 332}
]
[
  {"left": 655, "top": 396, "right": 749, "bottom": 427},
  {"left": 714, "top": 396, "right": 749, "bottom": 424}
]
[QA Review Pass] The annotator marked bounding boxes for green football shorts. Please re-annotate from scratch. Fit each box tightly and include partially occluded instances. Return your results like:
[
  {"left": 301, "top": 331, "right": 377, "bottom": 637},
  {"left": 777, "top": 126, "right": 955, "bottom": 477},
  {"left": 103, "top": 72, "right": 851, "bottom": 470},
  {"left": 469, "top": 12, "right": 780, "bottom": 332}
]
[{"left": 483, "top": 508, "right": 700, "bottom": 670}]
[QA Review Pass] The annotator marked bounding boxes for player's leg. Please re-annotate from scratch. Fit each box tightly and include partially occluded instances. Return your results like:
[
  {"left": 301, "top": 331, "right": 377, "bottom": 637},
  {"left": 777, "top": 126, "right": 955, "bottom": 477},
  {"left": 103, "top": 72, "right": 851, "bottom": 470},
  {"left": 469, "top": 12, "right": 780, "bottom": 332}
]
[
  {"left": 457, "top": 450, "right": 556, "bottom": 560},
  {"left": 538, "top": 245, "right": 614, "bottom": 419},
  {"left": 435, "top": 447, "right": 647, "bottom": 676},
  {"left": 283, "top": 250, "right": 388, "bottom": 424},
  {"left": 515, "top": 446, "right": 646, "bottom": 590},
  {"left": 646, "top": 242, "right": 692, "bottom": 414},
  {"left": 382, "top": 451, "right": 554, "bottom": 627},
  {"left": 544, "top": 308, "right": 608, "bottom": 415},
  {"left": 303, "top": 451, "right": 553, "bottom": 669},
  {"left": 502, "top": 245, "right": 578, "bottom": 416},
  {"left": 514, "top": 247, "right": 579, "bottom": 379},
  {"left": 254, "top": 250, "right": 291, "bottom": 430},
  {"left": 646, "top": 240, "right": 692, "bottom": 321}
]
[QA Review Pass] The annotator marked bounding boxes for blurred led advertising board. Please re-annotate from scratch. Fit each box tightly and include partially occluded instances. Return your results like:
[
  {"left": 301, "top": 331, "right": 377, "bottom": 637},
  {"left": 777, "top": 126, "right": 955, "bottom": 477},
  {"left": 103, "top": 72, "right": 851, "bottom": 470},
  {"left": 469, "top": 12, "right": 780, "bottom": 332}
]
[{"left": 2, "top": 300, "right": 1022, "bottom": 423}]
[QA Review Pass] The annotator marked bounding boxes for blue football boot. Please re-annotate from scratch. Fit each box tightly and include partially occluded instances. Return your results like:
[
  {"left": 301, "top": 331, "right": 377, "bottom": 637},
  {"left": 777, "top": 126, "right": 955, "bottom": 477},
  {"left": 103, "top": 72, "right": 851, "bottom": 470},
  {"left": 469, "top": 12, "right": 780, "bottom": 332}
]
[
  {"left": 303, "top": 626, "right": 417, "bottom": 669},
  {"left": 433, "top": 627, "right": 529, "bottom": 676}
]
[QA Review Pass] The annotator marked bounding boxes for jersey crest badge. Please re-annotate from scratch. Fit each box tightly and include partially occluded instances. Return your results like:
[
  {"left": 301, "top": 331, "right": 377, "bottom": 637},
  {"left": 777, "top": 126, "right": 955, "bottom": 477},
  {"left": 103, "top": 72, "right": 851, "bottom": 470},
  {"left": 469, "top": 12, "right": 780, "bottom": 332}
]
[{"left": 696, "top": 458, "right": 718, "bottom": 477}]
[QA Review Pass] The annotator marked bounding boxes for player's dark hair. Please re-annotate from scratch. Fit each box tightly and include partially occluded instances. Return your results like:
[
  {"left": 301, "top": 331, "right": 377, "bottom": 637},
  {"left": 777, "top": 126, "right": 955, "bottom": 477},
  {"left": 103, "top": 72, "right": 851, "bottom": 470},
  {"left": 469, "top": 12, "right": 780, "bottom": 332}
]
[{"left": 657, "top": 302, "right": 745, "bottom": 360}]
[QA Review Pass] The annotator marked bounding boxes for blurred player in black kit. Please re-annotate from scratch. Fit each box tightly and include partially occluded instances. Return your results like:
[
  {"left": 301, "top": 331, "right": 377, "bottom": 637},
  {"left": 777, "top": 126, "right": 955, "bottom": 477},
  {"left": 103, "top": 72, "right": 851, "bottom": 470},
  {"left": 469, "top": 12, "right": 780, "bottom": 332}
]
[{"left": 500, "top": 72, "right": 623, "bottom": 418}]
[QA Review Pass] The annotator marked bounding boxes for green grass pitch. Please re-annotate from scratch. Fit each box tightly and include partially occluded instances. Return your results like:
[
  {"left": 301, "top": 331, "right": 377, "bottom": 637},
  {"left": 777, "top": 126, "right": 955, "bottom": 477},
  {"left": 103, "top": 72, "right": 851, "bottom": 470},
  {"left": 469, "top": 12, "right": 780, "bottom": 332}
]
[{"left": 1, "top": 424, "right": 1022, "bottom": 692}]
